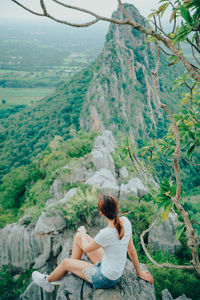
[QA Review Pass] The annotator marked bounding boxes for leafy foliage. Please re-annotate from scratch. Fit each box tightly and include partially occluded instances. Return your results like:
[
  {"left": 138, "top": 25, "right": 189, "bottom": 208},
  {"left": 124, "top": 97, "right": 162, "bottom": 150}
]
[
  {"left": 0, "top": 131, "right": 97, "bottom": 227},
  {"left": 62, "top": 187, "right": 99, "bottom": 228},
  {"left": 148, "top": 265, "right": 200, "bottom": 300},
  {"left": 0, "top": 266, "right": 32, "bottom": 300},
  {"left": 120, "top": 196, "right": 156, "bottom": 237}
]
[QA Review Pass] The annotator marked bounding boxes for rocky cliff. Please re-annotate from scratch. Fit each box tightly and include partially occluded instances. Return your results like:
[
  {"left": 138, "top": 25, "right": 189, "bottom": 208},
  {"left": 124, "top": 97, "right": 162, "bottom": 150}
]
[{"left": 80, "top": 4, "right": 183, "bottom": 140}]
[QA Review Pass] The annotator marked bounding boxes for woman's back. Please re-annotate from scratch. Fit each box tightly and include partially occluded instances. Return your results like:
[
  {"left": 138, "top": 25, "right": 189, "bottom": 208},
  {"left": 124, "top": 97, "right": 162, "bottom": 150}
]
[{"left": 94, "top": 216, "right": 132, "bottom": 280}]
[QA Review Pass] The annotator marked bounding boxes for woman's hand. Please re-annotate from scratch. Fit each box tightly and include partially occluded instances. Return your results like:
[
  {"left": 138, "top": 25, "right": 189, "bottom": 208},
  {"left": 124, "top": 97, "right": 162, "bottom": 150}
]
[
  {"left": 77, "top": 225, "right": 86, "bottom": 234},
  {"left": 138, "top": 270, "right": 154, "bottom": 284}
]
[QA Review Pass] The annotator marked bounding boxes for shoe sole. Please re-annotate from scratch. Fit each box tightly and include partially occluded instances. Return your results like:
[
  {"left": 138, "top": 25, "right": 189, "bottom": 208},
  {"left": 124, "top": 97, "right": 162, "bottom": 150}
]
[
  {"left": 51, "top": 280, "right": 63, "bottom": 286},
  {"left": 32, "top": 271, "right": 54, "bottom": 293}
]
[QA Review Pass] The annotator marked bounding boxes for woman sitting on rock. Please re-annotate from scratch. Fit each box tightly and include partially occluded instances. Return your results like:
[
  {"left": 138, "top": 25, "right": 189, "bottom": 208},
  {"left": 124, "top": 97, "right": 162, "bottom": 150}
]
[{"left": 32, "top": 195, "right": 153, "bottom": 292}]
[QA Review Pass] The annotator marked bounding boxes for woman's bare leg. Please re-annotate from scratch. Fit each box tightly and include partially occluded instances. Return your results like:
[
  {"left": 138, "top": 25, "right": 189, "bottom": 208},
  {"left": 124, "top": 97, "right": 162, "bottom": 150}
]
[
  {"left": 71, "top": 232, "right": 104, "bottom": 264},
  {"left": 47, "top": 258, "right": 93, "bottom": 282},
  {"left": 47, "top": 231, "right": 104, "bottom": 283}
]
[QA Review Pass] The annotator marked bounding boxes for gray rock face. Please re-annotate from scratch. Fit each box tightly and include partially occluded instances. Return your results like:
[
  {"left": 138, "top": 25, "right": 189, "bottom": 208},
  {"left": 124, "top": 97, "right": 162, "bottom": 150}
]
[
  {"left": 63, "top": 157, "right": 95, "bottom": 184},
  {"left": 0, "top": 209, "right": 69, "bottom": 273},
  {"left": 56, "top": 260, "right": 155, "bottom": 300},
  {"left": 148, "top": 212, "right": 181, "bottom": 255},
  {"left": 162, "top": 289, "right": 192, "bottom": 300},
  {"left": 50, "top": 179, "right": 64, "bottom": 199},
  {"left": 119, "top": 166, "right": 129, "bottom": 180},
  {"left": 0, "top": 222, "right": 51, "bottom": 272},
  {"left": 20, "top": 281, "right": 58, "bottom": 300},
  {"left": 162, "top": 289, "right": 174, "bottom": 300},
  {"left": 34, "top": 209, "right": 66, "bottom": 234},
  {"left": 119, "top": 177, "right": 148, "bottom": 200},
  {"left": 86, "top": 168, "right": 119, "bottom": 196},
  {"left": 91, "top": 130, "right": 116, "bottom": 175},
  {"left": 46, "top": 188, "right": 77, "bottom": 208}
]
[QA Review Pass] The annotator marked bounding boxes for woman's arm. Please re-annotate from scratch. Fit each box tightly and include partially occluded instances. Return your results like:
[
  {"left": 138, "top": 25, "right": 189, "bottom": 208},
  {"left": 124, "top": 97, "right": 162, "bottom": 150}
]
[
  {"left": 78, "top": 226, "right": 101, "bottom": 253},
  {"left": 128, "top": 235, "right": 153, "bottom": 284}
]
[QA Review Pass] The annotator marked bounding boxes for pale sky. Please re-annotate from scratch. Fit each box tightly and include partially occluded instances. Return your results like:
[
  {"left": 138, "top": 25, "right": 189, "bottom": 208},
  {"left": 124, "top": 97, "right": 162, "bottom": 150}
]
[{"left": 1, "top": 0, "right": 161, "bottom": 22}]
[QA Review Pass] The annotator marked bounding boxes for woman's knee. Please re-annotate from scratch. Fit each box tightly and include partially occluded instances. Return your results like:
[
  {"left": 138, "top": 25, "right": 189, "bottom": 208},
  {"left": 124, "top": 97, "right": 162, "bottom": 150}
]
[
  {"left": 74, "top": 232, "right": 82, "bottom": 245},
  {"left": 61, "top": 258, "right": 70, "bottom": 269}
]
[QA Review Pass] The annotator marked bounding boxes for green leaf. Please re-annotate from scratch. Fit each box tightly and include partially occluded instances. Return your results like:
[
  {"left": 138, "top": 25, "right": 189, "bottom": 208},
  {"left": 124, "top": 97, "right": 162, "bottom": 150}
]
[
  {"left": 176, "top": 223, "right": 185, "bottom": 240},
  {"left": 145, "top": 35, "right": 157, "bottom": 43},
  {"left": 187, "top": 143, "right": 195, "bottom": 158},
  {"left": 170, "top": 10, "right": 177, "bottom": 23},
  {"left": 158, "top": 3, "right": 169, "bottom": 17},
  {"left": 147, "top": 10, "right": 157, "bottom": 20},
  {"left": 180, "top": 5, "right": 193, "bottom": 25}
]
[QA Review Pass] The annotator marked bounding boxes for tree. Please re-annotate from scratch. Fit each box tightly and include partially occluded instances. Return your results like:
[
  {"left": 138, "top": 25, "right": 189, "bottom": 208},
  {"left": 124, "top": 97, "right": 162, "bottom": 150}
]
[{"left": 11, "top": 0, "right": 200, "bottom": 275}]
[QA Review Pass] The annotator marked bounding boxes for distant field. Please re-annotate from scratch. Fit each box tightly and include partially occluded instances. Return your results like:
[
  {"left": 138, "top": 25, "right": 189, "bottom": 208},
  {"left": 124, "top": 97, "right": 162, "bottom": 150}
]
[{"left": 0, "top": 87, "right": 54, "bottom": 108}]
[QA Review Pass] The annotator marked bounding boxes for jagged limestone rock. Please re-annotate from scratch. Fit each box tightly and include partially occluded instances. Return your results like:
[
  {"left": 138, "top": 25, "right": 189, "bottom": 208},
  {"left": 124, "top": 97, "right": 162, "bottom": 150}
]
[
  {"left": 119, "top": 177, "right": 148, "bottom": 200},
  {"left": 18, "top": 215, "right": 32, "bottom": 225},
  {"left": 79, "top": 4, "right": 180, "bottom": 141},
  {"left": 162, "top": 289, "right": 174, "bottom": 300},
  {"left": 50, "top": 179, "right": 65, "bottom": 199},
  {"left": 56, "top": 260, "right": 156, "bottom": 300},
  {"left": 62, "top": 157, "right": 95, "bottom": 184},
  {"left": 119, "top": 166, "right": 129, "bottom": 180},
  {"left": 162, "top": 289, "right": 192, "bottom": 300},
  {"left": 91, "top": 131, "right": 116, "bottom": 176},
  {"left": 148, "top": 212, "right": 181, "bottom": 255},
  {"left": 0, "top": 210, "right": 69, "bottom": 272},
  {"left": 86, "top": 168, "right": 119, "bottom": 196},
  {"left": 20, "top": 281, "right": 58, "bottom": 300},
  {"left": 120, "top": 181, "right": 138, "bottom": 198},
  {"left": 34, "top": 209, "right": 66, "bottom": 235},
  {"left": 47, "top": 188, "right": 77, "bottom": 208},
  {"left": 0, "top": 222, "right": 51, "bottom": 272}
]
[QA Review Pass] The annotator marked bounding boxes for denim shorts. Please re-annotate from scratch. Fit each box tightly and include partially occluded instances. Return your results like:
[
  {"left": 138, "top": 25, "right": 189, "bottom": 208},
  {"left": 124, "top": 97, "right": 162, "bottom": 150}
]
[{"left": 82, "top": 262, "right": 120, "bottom": 289}]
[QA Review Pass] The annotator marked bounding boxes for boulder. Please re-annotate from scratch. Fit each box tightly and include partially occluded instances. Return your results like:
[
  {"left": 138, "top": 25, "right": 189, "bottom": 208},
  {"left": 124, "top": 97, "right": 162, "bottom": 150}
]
[
  {"left": 56, "top": 260, "right": 156, "bottom": 300},
  {"left": 148, "top": 212, "right": 181, "bottom": 255},
  {"left": 91, "top": 131, "right": 116, "bottom": 175},
  {"left": 19, "top": 215, "right": 32, "bottom": 225},
  {"left": 162, "top": 289, "right": 192, "bottom": 300},
  {"left": 0, "top": 222, "right": 51, "bottom": 272},
  {"left": 120, "top": 181, "right": 138, "bottom": 199},
  {"left": 162, "top": 289, "right": 174, "bottom": 300},
  {"left": 119, "top": 177, "right": 148, "bottom": 200},
  {"left": 86, "top": 169, "right": 119, "bottom": 196},
  {"left": 0, "top": 209, "right": 68, "bottom": 272},
  {"left": 47, "top": 188, "right": 77, "bottom": 208},
  {"left": 93, "top": 130, "right": 116, "bottom": 153},
  {"left": 119, "top": 166, "right": 129, "bottom": 180},
  {"left": 50, "top": 180, "right": 64, "bottom": 199},
  {"left": 63, "top": 158, "right": 95, "bottom": 184},
  {"left": 20, "top": 281, "right": 58, "bottom": 300},
  {"left": 34, "top": 209, "right": 66, "bottom": 235}
]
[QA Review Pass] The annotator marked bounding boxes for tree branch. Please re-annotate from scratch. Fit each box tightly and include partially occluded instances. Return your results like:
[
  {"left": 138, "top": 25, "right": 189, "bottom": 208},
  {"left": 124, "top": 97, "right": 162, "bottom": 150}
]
[
  {"left": 159, "top": 46, "right": 172, "bottom": 56},
  {"left": 11, "top": 0, "right": 44, "bottom": 16},
  {"left": 52, "top": 0, "right": 129, "bottom": 25},
  {"left": 117, "top": 0, "right": 130, "bottom": 21},
  {"left": 186, "top": 38, "right": 200, "bottom": 55},
  {"left": 140, "top": 217, "right": 194, "bottom": 270},
  {"left": 161, "top": 104, "right": 200, "bottom": 276},
  {"left": 191, "top": 44, "right": 200, "bottom": 67}
]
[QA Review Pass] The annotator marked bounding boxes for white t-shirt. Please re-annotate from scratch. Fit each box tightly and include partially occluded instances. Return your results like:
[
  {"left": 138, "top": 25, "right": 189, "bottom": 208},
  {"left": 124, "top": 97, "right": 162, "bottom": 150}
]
[{"left": 94, "top": 216, "right": 132, "bottom": 280}]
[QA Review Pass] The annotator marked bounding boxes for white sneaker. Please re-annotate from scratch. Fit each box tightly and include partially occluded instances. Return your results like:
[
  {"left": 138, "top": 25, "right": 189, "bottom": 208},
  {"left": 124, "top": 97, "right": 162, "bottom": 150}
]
[
  {"left": 51, "top": 279, "right": 63, "bottom": 286},
  {"left": 32, "top": 271, "right": 54, "bottom": 293}
]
